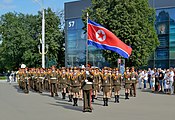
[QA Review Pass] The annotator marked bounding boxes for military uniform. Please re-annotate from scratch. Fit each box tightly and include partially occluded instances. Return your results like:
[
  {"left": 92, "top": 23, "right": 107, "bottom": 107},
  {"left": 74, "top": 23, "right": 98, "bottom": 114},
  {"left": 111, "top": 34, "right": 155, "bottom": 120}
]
[
  {"left": 18, "top": 70, "right": 23, "bottom": 90},
  {"left": 28, "top": 69, "right": 33, "bottom": 89},
  {"left": 81, "top": 71, "right": 93, "bottom": 112},
  {"left": 130, "top": 68, "right": 138, "bottom": 97},
  {"left": 49, "top": 69, "right": 58, "bottom": 97},
  {"left": 38, "top": 69, "right": 45, "bottom": 93},
  {"left": 112, "top": 70, "right": 121, "bottom": 103},
  {"left": 92, "top": 70, "right": 100, "bottom": 102},
  {"left": 66, "top": 71, "right": 73, "bottom": 102},
  {"left": 101, "top": 69, "right": 111, "bottom": 106},
  {"left": 78, "top": 69, "right": 85, "bottom": 99},
  {"left": 60, "top": 71, "right": 67, "bottom": 99},
  {"left": 23, "top": 70, "right": 29, "bottom": 94},
  {"left": 71, "top": 70, "right": 80, "bottom": 106},
  {"left": 43, "top": 70, "right": 50, "bottom": 91},
  {"left": 33, "top": 70, "right": 38, "bottom": 92},
  {"left": 124, "top": 69, "right": 131, "bottom": 99}
]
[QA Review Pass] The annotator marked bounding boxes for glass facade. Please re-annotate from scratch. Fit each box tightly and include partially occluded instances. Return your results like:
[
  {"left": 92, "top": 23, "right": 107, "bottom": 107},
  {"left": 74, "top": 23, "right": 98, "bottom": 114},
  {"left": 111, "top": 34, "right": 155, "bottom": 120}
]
[
  {"left": 65, "top": 18, "right": 108, "bottom": 68},
  {"left": 150, "top": 7, "right": 175, "bottom": 68}
]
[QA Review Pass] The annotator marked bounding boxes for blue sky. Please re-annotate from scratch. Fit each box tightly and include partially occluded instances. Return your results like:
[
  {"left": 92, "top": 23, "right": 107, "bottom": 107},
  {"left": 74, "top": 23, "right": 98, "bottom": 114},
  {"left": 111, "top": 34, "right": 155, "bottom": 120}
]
[{"left": 0, "top": 0, "right": 76, "bottom": 16}]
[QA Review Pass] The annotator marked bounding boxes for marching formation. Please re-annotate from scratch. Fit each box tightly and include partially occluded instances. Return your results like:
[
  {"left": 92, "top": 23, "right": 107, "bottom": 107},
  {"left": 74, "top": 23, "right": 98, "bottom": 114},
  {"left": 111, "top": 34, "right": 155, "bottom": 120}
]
[
  {"left": 16, "top": 65, "right": 175, "bottom": 112},
  {"left": 16, "top": 66, "right": 138, "bottom": 107}
]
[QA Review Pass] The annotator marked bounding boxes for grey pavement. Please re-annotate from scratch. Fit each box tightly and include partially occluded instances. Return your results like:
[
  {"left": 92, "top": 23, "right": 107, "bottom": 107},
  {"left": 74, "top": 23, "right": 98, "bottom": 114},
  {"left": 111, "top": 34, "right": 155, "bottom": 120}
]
[
  {"left": 0, "top": 82, "right": 175, "bottom": 120},
  {"left": 0, "top": 79, "right": 7, "bottom": 82}
]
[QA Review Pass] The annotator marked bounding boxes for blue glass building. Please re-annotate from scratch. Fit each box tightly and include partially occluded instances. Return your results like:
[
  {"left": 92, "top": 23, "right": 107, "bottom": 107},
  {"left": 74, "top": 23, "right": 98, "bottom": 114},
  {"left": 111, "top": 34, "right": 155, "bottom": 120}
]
[
  {"left": 65, "top": 0, "right": 175, "bottom": 68},
  {"left": 149, "top": 0, "right": 175, "bottom": 68},
  {"left": 64, "top": 0, "right": 109, "bottom": 68}
]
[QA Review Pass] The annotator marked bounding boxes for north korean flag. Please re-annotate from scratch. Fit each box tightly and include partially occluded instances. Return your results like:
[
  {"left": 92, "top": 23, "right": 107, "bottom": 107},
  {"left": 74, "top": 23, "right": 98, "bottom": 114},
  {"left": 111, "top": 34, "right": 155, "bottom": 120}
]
[{"left": 88, "top": 19, "right": 132, "bottom": 58}]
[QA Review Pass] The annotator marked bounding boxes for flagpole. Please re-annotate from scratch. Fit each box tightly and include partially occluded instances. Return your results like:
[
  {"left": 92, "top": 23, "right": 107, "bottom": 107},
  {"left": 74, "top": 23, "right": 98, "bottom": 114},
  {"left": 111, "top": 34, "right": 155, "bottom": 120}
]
[{"left": 86, "top": 12, "right": 89, "bottom": 69}]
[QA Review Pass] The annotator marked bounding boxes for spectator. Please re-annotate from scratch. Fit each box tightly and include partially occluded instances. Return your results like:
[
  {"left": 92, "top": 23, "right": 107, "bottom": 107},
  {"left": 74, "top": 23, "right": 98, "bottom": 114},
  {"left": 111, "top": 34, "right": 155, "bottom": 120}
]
[
  {"left": 169, "top": 68, "right": 174, "bottom": 95},
  {"left": 158, "top": 69, "right": 164, "bottom": 92},
  {"left": 164, "top": 69, "right": 170, "bottom": 94},
  {"left": 143, "top": 70, "right": 148, "bottom": 89}
]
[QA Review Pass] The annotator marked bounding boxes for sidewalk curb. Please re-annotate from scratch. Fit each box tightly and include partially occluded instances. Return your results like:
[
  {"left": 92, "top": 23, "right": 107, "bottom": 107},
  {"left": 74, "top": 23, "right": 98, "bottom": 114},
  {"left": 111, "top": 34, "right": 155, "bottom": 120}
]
[{"left": 0, "top": 80, "right": 7, "bottom": 83}]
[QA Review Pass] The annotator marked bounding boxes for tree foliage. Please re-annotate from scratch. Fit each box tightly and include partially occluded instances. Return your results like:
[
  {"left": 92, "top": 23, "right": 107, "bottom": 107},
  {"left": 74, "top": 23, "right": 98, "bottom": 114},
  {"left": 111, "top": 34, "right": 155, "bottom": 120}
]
[
  {"left": 83, "top": 0, "right": 159, "bottom": 68},
  {"left": 0, "top": 8, "right": 64, "bottom": 71}
]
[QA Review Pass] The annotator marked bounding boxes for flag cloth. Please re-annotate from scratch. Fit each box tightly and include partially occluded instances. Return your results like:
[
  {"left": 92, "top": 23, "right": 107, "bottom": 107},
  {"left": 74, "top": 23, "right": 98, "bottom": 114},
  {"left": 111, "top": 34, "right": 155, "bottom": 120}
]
[{"left": 87, "top": 19, "right": 132, "bottom": 58}]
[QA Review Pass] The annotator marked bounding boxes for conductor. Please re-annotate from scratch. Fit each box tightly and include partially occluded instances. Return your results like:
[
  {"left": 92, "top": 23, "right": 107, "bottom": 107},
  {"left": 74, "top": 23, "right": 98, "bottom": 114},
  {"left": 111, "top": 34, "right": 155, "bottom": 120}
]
[{"left": 81, "top": 67, "right": 93, "bottom": 112}]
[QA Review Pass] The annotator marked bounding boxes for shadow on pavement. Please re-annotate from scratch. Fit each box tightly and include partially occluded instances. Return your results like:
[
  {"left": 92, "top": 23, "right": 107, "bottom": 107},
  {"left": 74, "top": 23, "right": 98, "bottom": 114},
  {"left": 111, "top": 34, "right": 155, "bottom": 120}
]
[
  {"left": 92, "top": 102, "right": 102, "bottom": 106},
  {"left": 48, "top": 102, "right": 82, "bottom": 112},
  {"left": 13, "top": 84, "right": 24, "bottom": 93},
  {"left": 141, "top": 88, "right": 175, "bottom": 96}
]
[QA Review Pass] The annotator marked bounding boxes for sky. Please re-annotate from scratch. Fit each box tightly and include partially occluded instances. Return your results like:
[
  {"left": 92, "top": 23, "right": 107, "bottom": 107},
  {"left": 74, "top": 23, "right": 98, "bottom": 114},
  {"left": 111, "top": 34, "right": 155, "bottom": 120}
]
[{"left": 0, "top": 0, "right": 76, "bottom": 16}]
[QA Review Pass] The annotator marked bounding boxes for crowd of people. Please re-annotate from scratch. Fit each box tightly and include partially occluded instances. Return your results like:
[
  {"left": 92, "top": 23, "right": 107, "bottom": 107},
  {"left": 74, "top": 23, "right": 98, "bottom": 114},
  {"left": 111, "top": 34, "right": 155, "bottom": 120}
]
[
  {"left": 15, "top": 66, "right": 175, "bottom": 109},
  {"left": 138, "top": 67, "right": 175, "bottom": 94}
]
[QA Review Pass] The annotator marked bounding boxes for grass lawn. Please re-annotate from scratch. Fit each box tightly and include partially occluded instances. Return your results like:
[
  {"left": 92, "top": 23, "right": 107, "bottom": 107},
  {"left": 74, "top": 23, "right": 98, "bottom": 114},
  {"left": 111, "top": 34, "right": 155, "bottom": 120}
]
[{"left": 0, "top": 76, "right": 7, "bottom": 80}]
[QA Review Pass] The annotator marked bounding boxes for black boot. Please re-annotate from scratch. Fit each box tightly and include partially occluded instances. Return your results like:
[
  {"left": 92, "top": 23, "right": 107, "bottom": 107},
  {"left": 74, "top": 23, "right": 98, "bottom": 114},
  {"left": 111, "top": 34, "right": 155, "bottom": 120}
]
[
  {"left": 114, "top": 95, "right": 117, "bottom": 103},
  {"left": 55, "top": 93, "right": 58, "bottom": 96},
  {"left": 51, "top": 92, "right": 54, "bottom": 97},
  {"left": 103, "top": 98, "right": 106, "bottom": 106},
  {"left": 62, "top": 92, "right": 66, "bottom": 99},
  {"left": 71, "top": 95, "right": 73, "bottom": 100},
  {"left": 68, "top": 95, "right": 72, "bottom": 102},
  {"left": 75, "top": 98, "right": 78, "bottom": 106},
  {"left": 126, "top": 93, "right": 129, "bottom": 99},
  {"left": 73, "top": 98, "right": 76, "bottom": 106},
  {"left": 91, "top": 95, "right": 94, "bottom": 102},
  {"left": 130, "top": 89, "right": 133, "bottom": 97},
  {"left": 125, "top": 93, "right": 127, "bottom": 100},
  {"left": 117, "top": 95, "right": 119, "bottom": 103},
  {"left": 106, "top": 98, "right": 108, "bottom": 106}
]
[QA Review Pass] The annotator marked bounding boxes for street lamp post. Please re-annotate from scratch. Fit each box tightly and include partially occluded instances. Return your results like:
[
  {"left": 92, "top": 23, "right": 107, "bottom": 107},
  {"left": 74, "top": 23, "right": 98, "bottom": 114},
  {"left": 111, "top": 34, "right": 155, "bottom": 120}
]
[
  {"left": 38, "top": 44, "right": 48, "bottom": 65},
  {"left": 42, "top": 6, "right": 45, "bottom": 68},
  {"left": 34, "top": 0, "right": 46, "bottom": 68}
]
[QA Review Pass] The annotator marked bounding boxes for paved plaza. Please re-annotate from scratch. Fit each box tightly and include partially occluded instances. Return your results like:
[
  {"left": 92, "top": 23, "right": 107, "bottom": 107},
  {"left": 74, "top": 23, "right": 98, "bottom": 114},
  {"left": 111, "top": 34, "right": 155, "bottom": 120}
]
[{"left": 0, "top": 81, "right": 174, "bottom": 120}]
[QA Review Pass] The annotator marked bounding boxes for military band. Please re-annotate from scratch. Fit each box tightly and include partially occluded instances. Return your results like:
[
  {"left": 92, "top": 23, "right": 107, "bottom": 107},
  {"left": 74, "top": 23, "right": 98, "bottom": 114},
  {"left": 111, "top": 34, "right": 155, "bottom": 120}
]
[{"left": 17, "top": 66, "right": 139, "bottom": 112}]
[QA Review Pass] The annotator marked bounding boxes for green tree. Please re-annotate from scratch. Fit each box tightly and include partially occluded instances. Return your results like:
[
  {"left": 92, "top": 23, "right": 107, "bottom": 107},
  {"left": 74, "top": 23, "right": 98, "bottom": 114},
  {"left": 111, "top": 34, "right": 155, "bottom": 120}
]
[
  {"left": 0, "top": 8, "right": 64, "bottom": 71},
  {"left": 83, "top": 0, "right": 159, "bottom": 68}
]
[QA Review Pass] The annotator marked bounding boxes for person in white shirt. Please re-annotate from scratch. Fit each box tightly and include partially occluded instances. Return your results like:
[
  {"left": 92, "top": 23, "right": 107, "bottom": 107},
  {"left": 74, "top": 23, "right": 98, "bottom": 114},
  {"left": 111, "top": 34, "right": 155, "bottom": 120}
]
[
  {"left": 163, "top": 69, "right": 170, "bottom": 94},
  {"left": 169, "top": 68, "right": 174, "bottom": 95},
  {"left": 138, "top": 70, "right": 143, "bottom": 89},
  {"left": 143, "top": 70, "right": 148, "bottom": 89},
  {"left": 151, "top": 69, "right": 155, "bottom": 92}
]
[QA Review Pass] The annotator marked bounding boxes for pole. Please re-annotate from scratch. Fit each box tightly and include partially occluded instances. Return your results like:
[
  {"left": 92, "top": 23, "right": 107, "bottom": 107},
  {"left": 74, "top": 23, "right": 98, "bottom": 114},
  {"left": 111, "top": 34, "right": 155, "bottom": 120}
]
[
  {"left": 86, "top": 13, "right": 89, "bottom": 68},
  {"left": 42, "top": 2, "right": 45, "bottom": 68}
]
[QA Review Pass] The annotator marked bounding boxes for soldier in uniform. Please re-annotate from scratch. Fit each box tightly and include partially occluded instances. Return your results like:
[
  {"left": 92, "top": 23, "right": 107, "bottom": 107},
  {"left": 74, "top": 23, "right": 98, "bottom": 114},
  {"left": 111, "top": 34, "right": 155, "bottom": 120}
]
[
  {"left": 66, "top": 68, "right": 73, "bottom": 102},
  {"left": 130, "top": 67, "right": 138, "bottom": 97},
  {"left": 49, "top": 66, "right": 58, "bottom": 97},
  {"left": 43, "top": 69, "right": 50, "bottom": 91},
  {"left": 23, "top": 68, "right": 29, "bottom": 94},
  {"left": 101, "top": 67, "right": 111, "bottom": 106},
  {"left": 60, "top": 67, "right": 67, "bottom": 99},
  {"left": 35, "top": 68, "right": 41, "bottom": 93},
  {"left": 33, "top": 68, "right": 39, "bottom": 92},
  {"left": 112, "top": 68, "right": 121, "bottom": 103},
  {"left": 27, "top": 68, "right": 32, "bottom": 90},
  {"left": 124, "top": 67, "right": 131, "bottom": 99},
  {"left": 78, "top": 68, "right": 85, "bottom": 100},
  {"left": 37, "top": 68, "right": 44, "bottom": 93},
  {"left": 91, "top": 68, "right": 100, "bottom": 102},
  {"left": 18, "top": 68, "right": 23, "bottom": 90},
  {"left": 81, "top": 67, "right": 93, "bottom": 112},
  {"left": 71, "top": 67, "right": 80, "bottom": 106}
]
